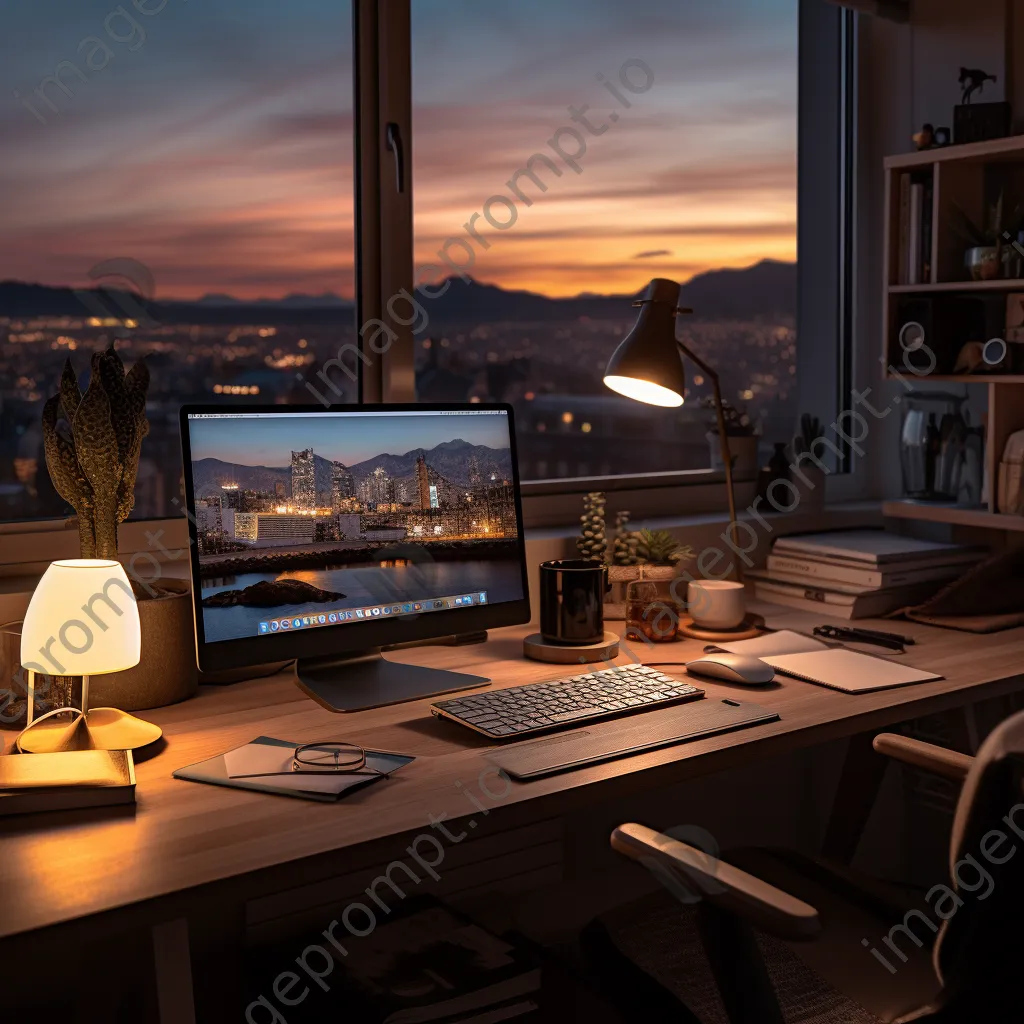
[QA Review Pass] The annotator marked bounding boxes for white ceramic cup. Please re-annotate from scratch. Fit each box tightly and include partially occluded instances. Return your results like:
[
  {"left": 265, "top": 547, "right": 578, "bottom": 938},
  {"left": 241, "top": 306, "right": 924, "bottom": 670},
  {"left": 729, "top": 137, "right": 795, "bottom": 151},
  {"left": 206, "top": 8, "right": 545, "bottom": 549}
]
[{"left": 688, "top": 580, "right": 746, "bottom": 629}]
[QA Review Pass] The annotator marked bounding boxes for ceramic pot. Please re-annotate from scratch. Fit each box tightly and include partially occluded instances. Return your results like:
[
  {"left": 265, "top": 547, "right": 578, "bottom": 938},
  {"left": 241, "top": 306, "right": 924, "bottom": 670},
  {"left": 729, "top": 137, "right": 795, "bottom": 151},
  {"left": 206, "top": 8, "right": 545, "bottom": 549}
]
[
  {"left": 89, "top": 578, "right": 198, "bottom": 711},
  {"left": 708, "top": 433, "right": 759, "bottom": 477},
  {"left": 965, "top": 246, "right": 1000, "bottom": 281}
]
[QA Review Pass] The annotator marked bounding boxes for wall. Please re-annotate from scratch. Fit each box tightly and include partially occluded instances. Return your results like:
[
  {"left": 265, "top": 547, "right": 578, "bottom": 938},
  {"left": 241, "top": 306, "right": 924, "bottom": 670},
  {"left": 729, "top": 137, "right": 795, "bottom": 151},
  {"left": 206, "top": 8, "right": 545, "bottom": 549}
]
[{"left": 856, "top": 0, "right": 1017, "bottom": 503}]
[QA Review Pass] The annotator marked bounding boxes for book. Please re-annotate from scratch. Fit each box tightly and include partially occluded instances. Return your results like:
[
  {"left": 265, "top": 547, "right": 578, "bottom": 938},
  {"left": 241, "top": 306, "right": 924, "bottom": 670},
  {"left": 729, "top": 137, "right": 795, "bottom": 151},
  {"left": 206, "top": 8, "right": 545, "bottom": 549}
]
[
  {"left": 752, "top": 577, "right": 943, "bottom": 618},
  {"left": 717, "top": 629, "right": 942, "bottom": 693},
  {"left": 771, "top": 530, "right": 984, "bottom": 567},
  {"left": 922, "top": 175, "right": 934, "bottom": 282},
  {"left": 764, "top": 554, "right": 975, "bottom": 589},
  {"left": 908, "top": 182, "right": 924, "bottom": 285},
  {"left": 898, "top": 172, "right": 911, "bottom": 285},
  {"left": 0, "top": 748, "right": 135, "bottom": 816}
]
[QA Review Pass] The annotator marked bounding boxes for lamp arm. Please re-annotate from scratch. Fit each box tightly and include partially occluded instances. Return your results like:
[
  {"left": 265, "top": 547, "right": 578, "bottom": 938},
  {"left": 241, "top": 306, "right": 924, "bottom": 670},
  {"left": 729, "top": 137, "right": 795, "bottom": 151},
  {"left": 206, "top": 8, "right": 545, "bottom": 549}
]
[{"left": 675, "top": 341, "right": 743, "bottom": 582}]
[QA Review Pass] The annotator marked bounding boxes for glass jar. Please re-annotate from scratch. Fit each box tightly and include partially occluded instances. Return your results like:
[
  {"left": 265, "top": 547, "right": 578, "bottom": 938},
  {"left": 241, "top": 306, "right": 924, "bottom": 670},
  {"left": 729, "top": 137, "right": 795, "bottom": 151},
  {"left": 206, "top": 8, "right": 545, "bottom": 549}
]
[{"left": 625, "top": 581, "right": 680, "bottom": 643}]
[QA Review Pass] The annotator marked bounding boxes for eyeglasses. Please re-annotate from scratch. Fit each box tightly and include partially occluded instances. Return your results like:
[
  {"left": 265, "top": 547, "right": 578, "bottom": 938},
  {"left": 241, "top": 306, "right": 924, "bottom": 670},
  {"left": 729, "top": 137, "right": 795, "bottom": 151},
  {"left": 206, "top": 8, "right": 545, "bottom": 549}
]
[{"left": 292, "top": 741, "right": 384, "bottom": 776}]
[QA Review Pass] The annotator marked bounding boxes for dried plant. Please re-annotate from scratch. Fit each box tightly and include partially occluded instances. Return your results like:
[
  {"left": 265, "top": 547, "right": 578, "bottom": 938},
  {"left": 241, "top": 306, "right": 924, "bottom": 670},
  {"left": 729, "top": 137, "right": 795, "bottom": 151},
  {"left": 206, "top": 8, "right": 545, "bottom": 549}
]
[{"left": 42, "top": 346, "right": 149, "bottom": 558}]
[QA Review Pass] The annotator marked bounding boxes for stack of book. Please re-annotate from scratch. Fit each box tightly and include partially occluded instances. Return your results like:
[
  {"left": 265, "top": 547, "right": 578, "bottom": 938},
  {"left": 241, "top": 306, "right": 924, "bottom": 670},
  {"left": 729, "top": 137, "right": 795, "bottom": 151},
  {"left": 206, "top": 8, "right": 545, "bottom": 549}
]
[{"left": 749, "top": 530, "right": 985, "bottom": 619}]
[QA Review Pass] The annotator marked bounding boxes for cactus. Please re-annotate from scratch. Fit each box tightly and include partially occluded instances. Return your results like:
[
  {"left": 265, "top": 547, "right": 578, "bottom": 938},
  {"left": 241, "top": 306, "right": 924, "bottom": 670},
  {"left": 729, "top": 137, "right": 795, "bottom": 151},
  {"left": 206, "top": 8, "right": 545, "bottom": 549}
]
[
  {"left": 635, "top": 528, "right": 694, "bottom": 567},
  {"left": 576, "top": 491, "right": 607, "bottom": 563},
  {"left": 42, "top": 346, "right": 150, "bottom": 559},
  {"left": 612, "top": 510, "right": 639, "bottom": 566}
]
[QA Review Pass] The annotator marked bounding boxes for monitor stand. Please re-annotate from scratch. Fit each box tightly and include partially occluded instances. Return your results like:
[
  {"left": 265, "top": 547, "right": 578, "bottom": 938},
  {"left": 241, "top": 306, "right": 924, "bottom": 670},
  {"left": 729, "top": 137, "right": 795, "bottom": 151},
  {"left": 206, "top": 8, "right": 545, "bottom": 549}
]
[{"left": 294, "top": 648, "right": 490, "bottom": 712}]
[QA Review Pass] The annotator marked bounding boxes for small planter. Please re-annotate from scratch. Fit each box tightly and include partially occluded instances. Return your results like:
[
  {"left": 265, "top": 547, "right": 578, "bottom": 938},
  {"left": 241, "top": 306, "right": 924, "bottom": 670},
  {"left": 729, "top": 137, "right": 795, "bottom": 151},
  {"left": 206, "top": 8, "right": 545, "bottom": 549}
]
[
  {"left": 89, "top": 578, "right": 198, "bottom": 711},
  {"left": 708, "top": 433, "right": 759, "bottom": 477},
  {"left": 605, "top": 565, "right": 641, "bottom": 620}
]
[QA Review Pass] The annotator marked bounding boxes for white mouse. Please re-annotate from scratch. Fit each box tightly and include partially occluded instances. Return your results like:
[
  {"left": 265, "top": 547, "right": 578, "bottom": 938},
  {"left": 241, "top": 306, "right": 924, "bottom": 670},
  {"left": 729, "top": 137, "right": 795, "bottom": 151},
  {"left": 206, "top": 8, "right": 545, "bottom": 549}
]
[{"left": 685, "top": 653, "right": 775, "bottom": 685}]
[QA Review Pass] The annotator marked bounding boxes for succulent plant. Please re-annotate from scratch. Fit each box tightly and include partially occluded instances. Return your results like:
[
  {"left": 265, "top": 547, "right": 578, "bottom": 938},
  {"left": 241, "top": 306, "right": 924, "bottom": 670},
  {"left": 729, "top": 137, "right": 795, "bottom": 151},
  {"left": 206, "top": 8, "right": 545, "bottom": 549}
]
[
  {"left": 42, "top": 346, "right": 150, "bottom": 559},
  {"left": 612, "top": 510, "right": 639, "bottom": 566},
  {"left": 702, "top": 397, "right": 756, "bottom": 437},
  {"left": 635, "top": 528, "right": 694, "bottom": 567},
  {"left": 576, "top": 491, "right": 607, "bottom": 563}
]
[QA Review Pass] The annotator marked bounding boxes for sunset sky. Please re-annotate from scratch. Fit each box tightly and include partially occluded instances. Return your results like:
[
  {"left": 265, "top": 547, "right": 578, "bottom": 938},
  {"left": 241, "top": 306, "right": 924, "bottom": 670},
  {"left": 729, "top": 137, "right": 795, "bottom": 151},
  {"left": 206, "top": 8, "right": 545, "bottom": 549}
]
[{"left": 1, "top": 0, "right": 797, "bottom": 301}]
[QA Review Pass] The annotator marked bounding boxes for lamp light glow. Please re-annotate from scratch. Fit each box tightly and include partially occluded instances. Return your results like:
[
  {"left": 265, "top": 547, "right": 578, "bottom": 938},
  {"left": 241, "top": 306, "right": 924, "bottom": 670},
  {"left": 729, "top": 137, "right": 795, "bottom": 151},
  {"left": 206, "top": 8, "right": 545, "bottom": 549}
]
[
  {"left": 603, "top": 374, "right": 684, "bottom": 408},
  {"left": 21, "top": 559, "right": 140, "bottom": 676},
  {"left": 16, "top": 559, "right": 158, "bottom": 753}
]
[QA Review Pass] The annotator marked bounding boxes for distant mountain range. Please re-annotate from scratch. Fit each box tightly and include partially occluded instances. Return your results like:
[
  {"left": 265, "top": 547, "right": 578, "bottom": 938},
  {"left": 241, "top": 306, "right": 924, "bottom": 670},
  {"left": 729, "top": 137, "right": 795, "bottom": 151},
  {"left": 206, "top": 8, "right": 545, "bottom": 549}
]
[
  {"left": 191, "top": 440, "right": 512, "bottom": 498},
  {"left": 1, "top": 260, "right": 795, "bottom": 325}
]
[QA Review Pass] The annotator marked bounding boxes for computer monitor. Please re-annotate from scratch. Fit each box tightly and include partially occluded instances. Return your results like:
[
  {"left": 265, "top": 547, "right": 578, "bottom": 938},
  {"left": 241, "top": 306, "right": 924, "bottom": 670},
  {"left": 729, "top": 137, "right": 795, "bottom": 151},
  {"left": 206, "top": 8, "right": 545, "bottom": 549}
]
[{"left": 179, "top": 403, "right": 530, "bottom": 710}]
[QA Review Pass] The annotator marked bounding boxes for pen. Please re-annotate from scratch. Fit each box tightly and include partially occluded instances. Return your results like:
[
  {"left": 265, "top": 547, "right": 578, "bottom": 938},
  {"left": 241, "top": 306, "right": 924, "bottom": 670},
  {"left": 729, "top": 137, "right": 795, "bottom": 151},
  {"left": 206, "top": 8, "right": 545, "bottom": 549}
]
[{"left": 812, "top": 624, "right": 915, "bottom": 651}]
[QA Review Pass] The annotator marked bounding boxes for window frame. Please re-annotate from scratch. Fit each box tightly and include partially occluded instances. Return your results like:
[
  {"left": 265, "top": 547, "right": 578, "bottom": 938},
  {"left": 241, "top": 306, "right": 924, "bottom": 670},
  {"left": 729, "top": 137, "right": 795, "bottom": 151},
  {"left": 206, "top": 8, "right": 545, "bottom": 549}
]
[{"left": 0, "top": 0, "right": 859, "bottom": 571}]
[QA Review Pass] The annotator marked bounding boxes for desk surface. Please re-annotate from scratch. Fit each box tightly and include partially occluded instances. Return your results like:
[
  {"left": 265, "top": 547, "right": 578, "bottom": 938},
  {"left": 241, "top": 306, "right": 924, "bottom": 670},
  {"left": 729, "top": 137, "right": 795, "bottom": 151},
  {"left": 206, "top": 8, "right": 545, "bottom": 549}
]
[{"left": 1, "top": 606, "right": 1022, "bottom": 943}]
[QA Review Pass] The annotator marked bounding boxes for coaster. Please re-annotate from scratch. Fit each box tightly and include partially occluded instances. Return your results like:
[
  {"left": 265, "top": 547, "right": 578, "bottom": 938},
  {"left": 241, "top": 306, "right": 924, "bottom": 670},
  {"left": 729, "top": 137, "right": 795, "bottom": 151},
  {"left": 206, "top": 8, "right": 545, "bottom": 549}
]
[
  {"left": 676, "top": 614, "right": 766, "bottom": 642},
  {"left": 523, "top": 631, "right": 620, "bottom": 664}
]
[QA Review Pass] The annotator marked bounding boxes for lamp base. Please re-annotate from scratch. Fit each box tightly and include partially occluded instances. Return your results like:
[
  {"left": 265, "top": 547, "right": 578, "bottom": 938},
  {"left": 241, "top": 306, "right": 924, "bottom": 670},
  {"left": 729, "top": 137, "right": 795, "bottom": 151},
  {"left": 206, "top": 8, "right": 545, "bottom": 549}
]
[{"left": 16, "top": 706, "right": 162, "bottom": 754}]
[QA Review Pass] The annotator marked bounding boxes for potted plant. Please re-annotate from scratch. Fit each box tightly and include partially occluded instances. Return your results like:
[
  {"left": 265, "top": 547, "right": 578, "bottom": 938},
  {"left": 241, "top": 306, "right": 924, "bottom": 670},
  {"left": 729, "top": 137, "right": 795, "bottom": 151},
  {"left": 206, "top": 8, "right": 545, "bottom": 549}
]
[
  {"left": 952, "top": 192, "right": 1024, "bottom": 281},
  {"left": 636, "top": 529, "right": 695, "bottom": 589},
  {"left": 41, "top": 347, "right": 197, "bottom": 710},
  {"left": 703, "top": 398, "right": 759, "bottom": 476},
  {"left": 790, "top": 413, "right": 828, "bottom": 512}
]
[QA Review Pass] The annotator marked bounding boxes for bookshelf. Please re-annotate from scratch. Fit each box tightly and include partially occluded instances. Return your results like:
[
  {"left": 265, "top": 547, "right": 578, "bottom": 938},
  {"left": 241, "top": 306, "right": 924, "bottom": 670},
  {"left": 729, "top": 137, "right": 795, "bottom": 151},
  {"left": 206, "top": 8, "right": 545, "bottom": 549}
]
[{"left": 882, "top": 135, "right": 1024, "bottom": 532}]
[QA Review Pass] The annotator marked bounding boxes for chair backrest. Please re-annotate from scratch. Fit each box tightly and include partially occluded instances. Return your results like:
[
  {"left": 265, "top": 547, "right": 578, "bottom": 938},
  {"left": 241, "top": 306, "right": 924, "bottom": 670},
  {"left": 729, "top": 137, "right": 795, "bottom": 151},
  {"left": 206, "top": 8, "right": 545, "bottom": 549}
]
[{"left": 933, "top": 707, "right": 1024, "bottom": 1005}]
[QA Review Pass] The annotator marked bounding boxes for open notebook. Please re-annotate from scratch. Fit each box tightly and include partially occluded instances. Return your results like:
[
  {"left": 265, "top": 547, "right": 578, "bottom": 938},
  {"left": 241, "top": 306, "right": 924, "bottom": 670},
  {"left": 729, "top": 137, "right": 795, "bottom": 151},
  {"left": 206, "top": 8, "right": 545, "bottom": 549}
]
[{"left": 711, "top": 630, "right": 942, "bottom": 693}]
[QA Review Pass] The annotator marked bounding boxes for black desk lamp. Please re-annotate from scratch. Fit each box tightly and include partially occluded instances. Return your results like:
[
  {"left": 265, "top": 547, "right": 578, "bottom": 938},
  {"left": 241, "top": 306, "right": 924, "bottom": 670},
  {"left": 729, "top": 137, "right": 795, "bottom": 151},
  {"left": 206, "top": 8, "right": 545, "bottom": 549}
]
[{"left": 603, "top": 278, "right": 742, "bottom": 577}]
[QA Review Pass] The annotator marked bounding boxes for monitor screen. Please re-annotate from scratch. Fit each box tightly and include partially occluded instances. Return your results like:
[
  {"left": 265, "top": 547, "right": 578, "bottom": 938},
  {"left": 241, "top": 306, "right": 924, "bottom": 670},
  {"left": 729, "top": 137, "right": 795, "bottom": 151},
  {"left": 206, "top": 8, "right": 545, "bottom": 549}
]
[{"left": 180, "top": 406, "right": 527, "bottom": 658}]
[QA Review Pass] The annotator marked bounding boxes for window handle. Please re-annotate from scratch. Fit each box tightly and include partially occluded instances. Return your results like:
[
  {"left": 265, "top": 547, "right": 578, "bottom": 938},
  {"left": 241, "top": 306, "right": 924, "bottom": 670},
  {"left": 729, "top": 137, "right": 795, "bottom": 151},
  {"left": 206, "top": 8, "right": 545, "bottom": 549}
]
[{"left": 385, "top": 122, "right": 405, "bottom": 194}]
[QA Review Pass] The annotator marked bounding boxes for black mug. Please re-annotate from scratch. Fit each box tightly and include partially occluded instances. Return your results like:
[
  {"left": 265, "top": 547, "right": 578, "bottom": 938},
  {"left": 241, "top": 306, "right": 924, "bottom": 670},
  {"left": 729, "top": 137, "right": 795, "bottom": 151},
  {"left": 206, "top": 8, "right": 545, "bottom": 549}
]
[{"left": 539, "top": 559, "right": 608, "bottom": 645}]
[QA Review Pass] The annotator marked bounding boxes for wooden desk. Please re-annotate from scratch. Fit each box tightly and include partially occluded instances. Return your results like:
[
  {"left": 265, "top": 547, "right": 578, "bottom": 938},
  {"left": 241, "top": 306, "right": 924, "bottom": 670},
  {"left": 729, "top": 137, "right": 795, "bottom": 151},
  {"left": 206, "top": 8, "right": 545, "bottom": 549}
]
[{"left": 2, "top": 607, "right": 1023, "bottom": 1021}]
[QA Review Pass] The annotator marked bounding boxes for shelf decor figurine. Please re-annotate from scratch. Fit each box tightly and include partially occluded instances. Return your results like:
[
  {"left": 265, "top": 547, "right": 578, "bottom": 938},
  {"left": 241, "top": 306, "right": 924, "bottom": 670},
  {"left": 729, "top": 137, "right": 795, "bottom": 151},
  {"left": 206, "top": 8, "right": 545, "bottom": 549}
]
[
  {"left": 954, "top": 66, "right": 1010, "bottom": 145},
  {"left": 38, "top": 346, "right": 197, "bottom": 714}
]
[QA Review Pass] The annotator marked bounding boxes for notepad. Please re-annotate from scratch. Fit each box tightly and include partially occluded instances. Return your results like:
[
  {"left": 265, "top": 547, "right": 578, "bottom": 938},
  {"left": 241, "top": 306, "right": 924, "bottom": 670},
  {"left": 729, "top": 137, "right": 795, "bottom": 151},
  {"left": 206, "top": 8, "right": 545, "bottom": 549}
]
[{"left": 714, "top": 629, "right": 942, "bottom": 693}]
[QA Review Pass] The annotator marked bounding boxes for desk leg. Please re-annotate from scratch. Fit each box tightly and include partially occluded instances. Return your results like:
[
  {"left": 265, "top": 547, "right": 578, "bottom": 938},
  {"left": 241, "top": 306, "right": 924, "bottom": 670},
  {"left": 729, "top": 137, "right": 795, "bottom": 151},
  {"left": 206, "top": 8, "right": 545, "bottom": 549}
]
[
  {"left": 152, "top": 918, "right": 197, "bottom": 1024},
  {"left": 821, "top": 731, "right": 887, "bottom": 865}
]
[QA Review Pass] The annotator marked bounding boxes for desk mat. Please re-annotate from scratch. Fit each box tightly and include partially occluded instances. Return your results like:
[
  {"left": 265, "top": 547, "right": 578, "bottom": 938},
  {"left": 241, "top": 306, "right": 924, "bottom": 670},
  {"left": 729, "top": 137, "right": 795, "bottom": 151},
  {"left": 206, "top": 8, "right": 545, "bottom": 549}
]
[{"left": 489, "top": 699, "right": 779, "bottom": 780}]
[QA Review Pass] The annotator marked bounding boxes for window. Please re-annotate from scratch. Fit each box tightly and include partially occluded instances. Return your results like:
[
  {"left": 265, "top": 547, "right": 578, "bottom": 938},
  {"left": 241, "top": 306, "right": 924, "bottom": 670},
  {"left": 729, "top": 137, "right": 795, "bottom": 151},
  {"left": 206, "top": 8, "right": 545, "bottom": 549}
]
[
  {"left": 410, "top": 0, "right": 799, "bottom": 481},
  {"left": 1, "top": 0, "right": 848, "bottom": 544},
  {"left": 0, "top": 0, "right": 355, "bottom": 523}
]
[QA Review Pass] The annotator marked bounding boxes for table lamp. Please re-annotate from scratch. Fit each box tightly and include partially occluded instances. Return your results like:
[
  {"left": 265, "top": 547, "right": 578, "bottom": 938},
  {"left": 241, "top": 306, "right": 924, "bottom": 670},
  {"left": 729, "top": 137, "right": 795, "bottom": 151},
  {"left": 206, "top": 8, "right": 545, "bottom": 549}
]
[
  {"left": 17, "top": 559, "right": 161, "bottom": 753},
  {"left": 603, "top": 278, "right": 742, "bottom": 578}
]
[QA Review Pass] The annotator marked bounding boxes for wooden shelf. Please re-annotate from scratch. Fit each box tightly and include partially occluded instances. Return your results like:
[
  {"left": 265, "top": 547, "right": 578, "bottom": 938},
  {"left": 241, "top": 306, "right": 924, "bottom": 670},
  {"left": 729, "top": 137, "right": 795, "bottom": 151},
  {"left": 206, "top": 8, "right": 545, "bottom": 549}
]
[
  {"left": 889, "top": 279, "right": 1024, "bottom": 294},
  {"left": 882, "top": 374, "right": 1024, "bottom": 383},
  {"left": 883, "top": 501, "right": 1024, "bottom": 532},
  {"left": 885, "top": 134, "right": 1024, "bottom": 170}
]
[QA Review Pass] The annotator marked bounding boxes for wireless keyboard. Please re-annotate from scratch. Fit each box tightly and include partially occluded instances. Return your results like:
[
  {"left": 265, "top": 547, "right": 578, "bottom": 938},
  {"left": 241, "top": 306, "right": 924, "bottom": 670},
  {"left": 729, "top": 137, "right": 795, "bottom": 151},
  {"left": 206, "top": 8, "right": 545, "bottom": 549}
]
[{"left": 430, "top": 665, "right": 704, "bottom": 740}]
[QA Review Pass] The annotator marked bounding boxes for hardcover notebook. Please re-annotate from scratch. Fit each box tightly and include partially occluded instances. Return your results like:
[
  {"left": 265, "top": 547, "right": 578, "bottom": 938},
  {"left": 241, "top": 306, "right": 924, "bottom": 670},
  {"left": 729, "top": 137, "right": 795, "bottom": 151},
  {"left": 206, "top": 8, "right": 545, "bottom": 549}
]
[
  {"left": 173, "top": 736, "right": 414, "bottom": 802},
  {"left": 715, "top": 630, "right": 942, "bottom": 694},
  {"left": 0, "top": 748, "right": 136, "bottom": 816}
]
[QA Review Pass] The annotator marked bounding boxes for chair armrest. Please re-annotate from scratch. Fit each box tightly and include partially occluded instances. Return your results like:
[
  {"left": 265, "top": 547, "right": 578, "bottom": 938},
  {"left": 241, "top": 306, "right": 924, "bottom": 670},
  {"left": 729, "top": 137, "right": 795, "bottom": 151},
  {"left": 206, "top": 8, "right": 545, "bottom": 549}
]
[
  {"left": 872, "top": 733, "right": 973, "bottom": 782},
  {"left": 611, "top": 823, "right": 820, "bottom": 941}
]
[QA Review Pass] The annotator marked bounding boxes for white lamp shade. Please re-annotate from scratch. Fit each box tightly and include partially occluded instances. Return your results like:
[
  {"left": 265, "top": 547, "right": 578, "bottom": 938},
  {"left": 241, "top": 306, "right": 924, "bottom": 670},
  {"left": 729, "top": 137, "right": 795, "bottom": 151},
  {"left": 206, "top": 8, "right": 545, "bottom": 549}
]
[{"left": 21, "top": 560, "right": 141, "bottom": 677}]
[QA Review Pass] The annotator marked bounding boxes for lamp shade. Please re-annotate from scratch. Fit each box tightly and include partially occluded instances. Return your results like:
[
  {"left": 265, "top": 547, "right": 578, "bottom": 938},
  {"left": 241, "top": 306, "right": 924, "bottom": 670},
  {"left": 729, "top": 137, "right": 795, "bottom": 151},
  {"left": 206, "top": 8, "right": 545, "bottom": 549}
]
[
  {"left": 603, "top": 278, "right": 687, "bottom": 407},
  {"left": 21, "top": 560, "right": 141, "bottom": 677}
]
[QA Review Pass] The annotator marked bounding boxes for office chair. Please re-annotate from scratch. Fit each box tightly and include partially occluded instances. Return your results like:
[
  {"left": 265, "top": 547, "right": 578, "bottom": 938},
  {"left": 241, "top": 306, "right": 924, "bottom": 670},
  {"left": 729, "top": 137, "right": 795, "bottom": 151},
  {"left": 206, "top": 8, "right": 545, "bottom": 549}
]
[{"left": 583, "top": 710, "right": 1024, "bottom": 1023}]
